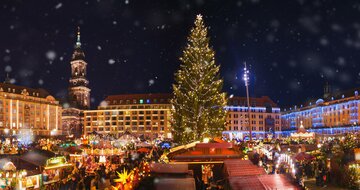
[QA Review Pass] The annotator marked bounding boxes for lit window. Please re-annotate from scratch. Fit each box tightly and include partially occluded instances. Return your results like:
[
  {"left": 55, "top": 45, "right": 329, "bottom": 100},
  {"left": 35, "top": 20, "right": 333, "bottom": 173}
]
[{"left": 140, "top": 99, "right": 144, "bottom": 104}]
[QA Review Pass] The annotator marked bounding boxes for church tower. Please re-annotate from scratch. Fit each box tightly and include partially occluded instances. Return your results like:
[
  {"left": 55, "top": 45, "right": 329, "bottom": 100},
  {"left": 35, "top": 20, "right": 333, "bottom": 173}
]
[{"left": 68, "top": 27, "right": 91, "bottom": 109}]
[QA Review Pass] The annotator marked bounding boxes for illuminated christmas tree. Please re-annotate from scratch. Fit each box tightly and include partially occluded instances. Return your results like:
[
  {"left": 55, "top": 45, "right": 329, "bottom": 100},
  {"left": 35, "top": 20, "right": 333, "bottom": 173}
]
[{"left": 171, "top": 14, "right": 227, "bottom": 144}]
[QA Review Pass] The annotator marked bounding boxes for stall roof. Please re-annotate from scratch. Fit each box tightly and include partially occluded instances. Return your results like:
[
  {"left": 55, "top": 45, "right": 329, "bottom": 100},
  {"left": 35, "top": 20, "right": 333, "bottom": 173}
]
[
  {"left": 169, "top": 142, "right": 242, "bottom": 162},
  {"left": 20, "top": 150, "right": 55, "bottom": 167},
  {"left": 195, "top": 142, "right": 233, "bottom": 149},
  {"left": 228, "top": 174, "right": 300, "bottom": 190},
  {"left": 154, "top": 178, "right": 195, "bottom": 190},
  {"left": 150, "top": 163, "right": 188, "bottom": 174},
  {"left": 224, "top": 159, "right": 266, "bottom": 177}
]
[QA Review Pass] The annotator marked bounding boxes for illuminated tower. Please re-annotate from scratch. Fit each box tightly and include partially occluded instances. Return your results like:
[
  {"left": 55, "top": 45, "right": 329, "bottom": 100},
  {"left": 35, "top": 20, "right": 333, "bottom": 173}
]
[{"left": 68, "top": 27, "right": 91, "bottom": 109}]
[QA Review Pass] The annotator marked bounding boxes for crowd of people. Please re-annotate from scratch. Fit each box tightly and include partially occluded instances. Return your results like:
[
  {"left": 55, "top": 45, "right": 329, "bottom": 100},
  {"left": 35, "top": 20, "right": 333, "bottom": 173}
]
[
  {"left": 54, "top": 142, "right": 170, "bottom": 190},
  {"left": 244, "top": 133, "right": 360, "bottom": 189}
]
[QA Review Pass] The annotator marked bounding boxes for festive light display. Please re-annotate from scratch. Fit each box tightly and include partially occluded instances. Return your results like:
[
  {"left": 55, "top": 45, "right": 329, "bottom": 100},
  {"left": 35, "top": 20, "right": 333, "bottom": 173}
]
[
  {"left": 290, "top": 121, "right": 315, "bottom": 139},
  {"left": 282, "top": 93, "right": 360, "bottom": 129},
  {"left": 113, "top": 161, "right": 151, "bottom": 190},
  {"left": 171, "top": 14, "right": 227, "bottom": 144}
]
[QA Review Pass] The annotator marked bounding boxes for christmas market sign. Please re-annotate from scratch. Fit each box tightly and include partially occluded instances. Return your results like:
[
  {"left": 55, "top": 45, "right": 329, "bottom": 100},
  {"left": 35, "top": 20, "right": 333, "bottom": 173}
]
[{"left": 45, "top": 157, "right": 72, "bottom": 170}]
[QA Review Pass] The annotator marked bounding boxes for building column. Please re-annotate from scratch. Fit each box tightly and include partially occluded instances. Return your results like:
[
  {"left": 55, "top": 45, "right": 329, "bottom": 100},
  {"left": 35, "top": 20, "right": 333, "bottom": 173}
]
[
  {"left": 16, "top": 100, "right": 19, "bottom": 129},
  {"left": 55, "top": 106, "right": 58, "bottom": 130},
  {"left": 47, "top": 105, "right": 50, "bottom": 130},
  {"left": 10, "top": 99, "right": 12, "bottom": 129}
]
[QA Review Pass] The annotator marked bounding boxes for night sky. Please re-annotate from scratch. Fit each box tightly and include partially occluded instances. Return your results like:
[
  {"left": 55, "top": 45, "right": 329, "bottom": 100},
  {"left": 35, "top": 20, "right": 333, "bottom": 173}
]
[{"left": 1, "top": 0, "right": 360, "bottom": 109}]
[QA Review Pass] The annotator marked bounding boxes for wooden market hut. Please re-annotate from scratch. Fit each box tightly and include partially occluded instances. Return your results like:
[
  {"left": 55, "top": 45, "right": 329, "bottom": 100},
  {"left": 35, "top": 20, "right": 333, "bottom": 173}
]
[{"left": 168, "top": 142, "right": 242, "bottom": 163}]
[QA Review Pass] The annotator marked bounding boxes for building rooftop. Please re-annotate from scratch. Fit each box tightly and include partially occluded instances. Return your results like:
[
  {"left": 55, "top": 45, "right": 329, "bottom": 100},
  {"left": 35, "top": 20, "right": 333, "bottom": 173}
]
[
  {"left": 283, "top": 87, "right": 360, "bottom": 113},
  {"left": 0, "top": 82, "right": 52, "bottom": 99},
  {"left": 105, "top": 93, "right": 172, "bottom": 105},
  {"left": 228, "top": 96, "right": 278, "bottom": 107}
]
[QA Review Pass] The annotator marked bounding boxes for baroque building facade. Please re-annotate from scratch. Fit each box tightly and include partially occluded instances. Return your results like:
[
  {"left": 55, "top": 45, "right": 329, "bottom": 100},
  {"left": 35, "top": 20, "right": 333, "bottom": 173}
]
[
  {"left": 84, "top": 94, "right": 281, "bottom": 140},
  {"left": 83, "top": 94, "right": 172, "bottom": 139},
  {"left": 0, "top": 82, "right": 62, "bottom": 137},
  {"left": 281, "top": 89, "right": 360, "bottom": 133},
  {"left": 62, "top": 27, "right": 91, "bottom": 137},
  {"left": 223, "top": 96, "right": 281, "bottom": 140}
]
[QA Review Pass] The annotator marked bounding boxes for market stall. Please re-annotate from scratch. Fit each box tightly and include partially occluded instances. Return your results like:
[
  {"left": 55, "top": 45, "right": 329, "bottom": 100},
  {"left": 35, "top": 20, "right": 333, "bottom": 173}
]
[
  {"left": 290, "top": 121, "right": 315, "bottom": 140},
  {"left": 42, "top": 156, "right": 73, "bottom": 186},
  {"left": 0, "top": 161, "right": 41, "bottom": 190},
  {"left": 17, "top": 174, "right": 41, "bottom": 190},
  {"left": 114, "top": 131, "right": 139, "bottom": 148}
]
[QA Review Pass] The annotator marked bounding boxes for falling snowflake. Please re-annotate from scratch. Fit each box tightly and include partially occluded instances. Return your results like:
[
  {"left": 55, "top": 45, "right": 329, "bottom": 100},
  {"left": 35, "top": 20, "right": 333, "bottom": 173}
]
[
  {"left": 5, "top": 49, "right": 10, "bottom": 54},
  {"left": 4, "top": 65, "right": 12, "bottom": 72},
  {"left": 113, "top": 21, "right": 117, "bottom": 25},
  {"left": 270, "top": 19, "right": 280, "bottom": 28},
  {"left": 108, "top": 59, "right": 115, "bottom": 65},
  {"left": 59, "top": 56, "right": 64, "bottom": 61},
  {"left": 9, "top": 78, "right": 16, "bottom": 84},
  {"left": 63, "top": 103, "right": 70, "bottom": 109},
  {"left": 55, "top": 3, "right": 63, "bottom": 9},
  {"left": 134, "top": 21, "right": 140, "bottom": 27},
  {"left": 97, "top": 45, "right": 102, "bottom": 50},
  {"left": 289, "top": 80, "right": 301, "bottom": 91},
  {"left": 321, "top": 67, "right": 335, "bottom": 78},
  {"left": 38, "top": 79, "right": 44, "bottom": 85},
  {"left": 336, "top": 57, "right": 346, "bottom": 66},
  {"left": 331, "top": 23, "right": 342, "bottom": 32},
  {"left": 319, "top": 37, "right": 329, "bottom": 46},
  {"left": 266, "top": 33, "right": 275, "bottom": 43},
  {"left": 229, "top": 94, "right": 234, "bottom": 98},
  {"left": 236, "top": 1, "right": 242, "bottom": 7},
  {"left": 46, "top": 50, "right": 57, "bottom": 61},
  {"left": 148, "top": 79, "right": 155, "bottom": 86},
  {"left": 100, "top": 100, "right": 108, "bottom": 107},
  {"left": 19, "top": 69, "right": 34, "bottom": 78},
  {"left": 125, "top": 0, "right": 129, "bottom": 4},
  {"left": 339, "top": 73, "right": 351, "bottom": 83}
]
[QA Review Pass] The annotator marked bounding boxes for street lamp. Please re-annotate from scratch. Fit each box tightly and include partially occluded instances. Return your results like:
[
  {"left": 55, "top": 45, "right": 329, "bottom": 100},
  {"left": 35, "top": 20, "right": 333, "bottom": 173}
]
[
  {"left": 50, "top": 129, "right": 57, "bottom": 136},
  {"left": 4, "top": 128, "right": 9, "bottom": 135},
  {"left": 243, "top": 62, "right": 252, "bottom": 142}
]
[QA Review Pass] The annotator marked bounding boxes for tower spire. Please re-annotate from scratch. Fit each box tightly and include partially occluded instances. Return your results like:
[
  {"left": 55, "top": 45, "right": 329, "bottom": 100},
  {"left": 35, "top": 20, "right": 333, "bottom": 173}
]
[
  {"left": 4, "top": 72, "right": 11, "bottom": 84},
  {"left": 76, "top": 26, "right": 81, "bottom": 48},
  {"left": 72, "top": 26, "right": 85, "bottom": 61}
]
